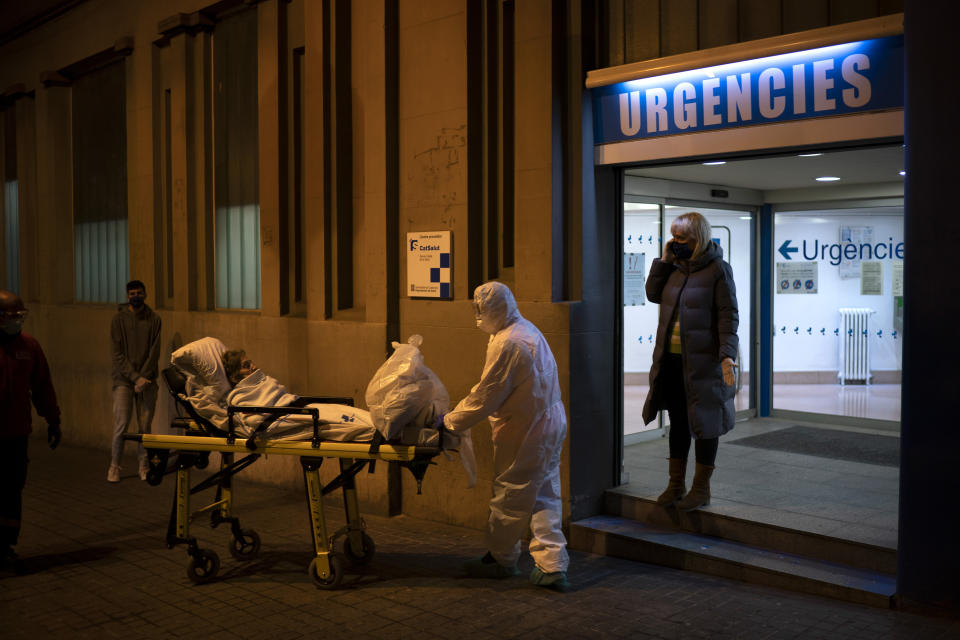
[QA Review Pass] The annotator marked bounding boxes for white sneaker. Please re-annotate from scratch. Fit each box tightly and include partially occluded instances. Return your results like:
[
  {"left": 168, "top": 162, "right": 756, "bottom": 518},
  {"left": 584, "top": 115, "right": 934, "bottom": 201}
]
[
  {"left": 139, "top": 460, "right": 149, "bottom": 481},
  {"left": 107, "top": 465, "right": 121, "bottom": 483}
]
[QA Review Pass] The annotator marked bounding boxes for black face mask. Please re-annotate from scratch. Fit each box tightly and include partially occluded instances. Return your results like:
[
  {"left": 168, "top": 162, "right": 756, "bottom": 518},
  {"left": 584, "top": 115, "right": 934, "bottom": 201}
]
[
  {"left": 129, "top": 296, "right": 145, "bottom": 308},
  {"left": 671, "top": 242, "right": 693, "bottom": 260}
]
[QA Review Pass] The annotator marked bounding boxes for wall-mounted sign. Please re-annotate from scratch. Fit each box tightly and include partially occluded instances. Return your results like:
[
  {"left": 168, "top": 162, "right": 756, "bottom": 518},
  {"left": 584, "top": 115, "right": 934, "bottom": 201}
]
[
  {"left": 407, "top": 231, "right": 452, "bottom": 298},
  {"left": 776, "top": 261, "right": 818, "bottom": 294},
  {"left": 892, "top": 260, "right": 904, "bottom": 296},
  {"left": 592, "top": 35, "right": 903, "bottom": 145},
  {"left": 623, "top": 253, "right": 646, "bottom": 306},
  {"left": 860, "top": 261, "right": 883, "bottom": 295}
]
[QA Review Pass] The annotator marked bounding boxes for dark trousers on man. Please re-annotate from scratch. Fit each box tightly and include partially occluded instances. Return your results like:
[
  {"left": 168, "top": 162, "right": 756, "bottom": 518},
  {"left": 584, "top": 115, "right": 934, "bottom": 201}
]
[{"left": 0, "top": 436, "right": 30, "bottom": 549}]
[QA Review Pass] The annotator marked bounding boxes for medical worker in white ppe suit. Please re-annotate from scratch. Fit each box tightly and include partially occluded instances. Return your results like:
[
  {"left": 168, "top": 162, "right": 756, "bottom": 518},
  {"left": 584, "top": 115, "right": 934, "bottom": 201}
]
[{"left": 442, "top": 281, "right": 570, "bottom": 591}]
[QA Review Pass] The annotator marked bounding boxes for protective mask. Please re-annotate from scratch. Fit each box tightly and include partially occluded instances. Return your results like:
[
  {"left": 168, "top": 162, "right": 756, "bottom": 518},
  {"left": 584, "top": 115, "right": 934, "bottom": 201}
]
[
  {"left": 1, "top": 319, "right": 23, "bottom": 335},
  {"left": 671, "top": 242, "right": 693, "bottom": 260},
  {"left": 129, "top": 295, "right": 145, "bottom": 308}
]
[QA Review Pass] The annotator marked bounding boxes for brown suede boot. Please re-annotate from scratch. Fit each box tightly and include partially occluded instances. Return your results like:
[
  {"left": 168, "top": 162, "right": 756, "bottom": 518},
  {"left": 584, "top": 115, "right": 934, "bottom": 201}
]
[
  {"left": 655, "top": 458, "right": 687, "bottom": 506},
  {"left": 676, "top": 462, "right": 714, "bottom": 511}
]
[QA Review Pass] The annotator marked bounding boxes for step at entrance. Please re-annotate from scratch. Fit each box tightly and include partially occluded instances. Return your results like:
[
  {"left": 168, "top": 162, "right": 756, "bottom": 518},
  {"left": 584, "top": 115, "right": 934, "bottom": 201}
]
[
  {"left": 571, "top": 515, "right": 896, "bottom": 608},
  {"left": 605, "top": 489, "right": 897, "bottom": 574}
]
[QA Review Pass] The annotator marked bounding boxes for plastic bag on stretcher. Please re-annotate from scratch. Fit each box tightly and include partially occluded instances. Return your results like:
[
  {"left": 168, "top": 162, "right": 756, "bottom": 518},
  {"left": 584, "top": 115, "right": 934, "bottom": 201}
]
[
  {"left": 365, "top": 335, "right": 476, "bottom": 487},
  {"left": 365, "top": 335, "right": 449, "bottom": 441}
]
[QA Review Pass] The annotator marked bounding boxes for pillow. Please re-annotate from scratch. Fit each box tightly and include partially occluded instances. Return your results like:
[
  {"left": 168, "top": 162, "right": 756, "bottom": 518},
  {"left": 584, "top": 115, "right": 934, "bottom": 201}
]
[{"left": 170, "top": 337, "right": 231, "bottom": 403}]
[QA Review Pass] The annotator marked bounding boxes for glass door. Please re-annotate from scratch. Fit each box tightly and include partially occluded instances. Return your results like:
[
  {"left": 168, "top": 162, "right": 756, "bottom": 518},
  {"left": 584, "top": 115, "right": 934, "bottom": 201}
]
[
  {"left": 772, "top": 206, "right": 903, "bottom": 422},
  {"left": 623, "top": 199, "right": 755, "bottom": 444}
]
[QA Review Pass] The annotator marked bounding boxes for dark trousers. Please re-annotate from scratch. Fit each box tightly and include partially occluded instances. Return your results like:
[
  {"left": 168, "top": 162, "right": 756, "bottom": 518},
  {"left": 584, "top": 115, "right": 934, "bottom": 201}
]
[
  {"left": 0, "top": 436, "right": 29, "bottom": 547},
  {"left": 661, "top": 354, "right": 719, "bottom": 466}
]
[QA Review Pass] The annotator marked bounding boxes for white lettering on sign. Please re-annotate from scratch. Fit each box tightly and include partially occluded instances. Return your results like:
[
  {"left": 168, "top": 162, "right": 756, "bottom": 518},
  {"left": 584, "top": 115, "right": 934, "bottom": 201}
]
[
  {"left": 813, "top": 59, "right": 836, "bottom": 111},
  {"left": 703, "top": 77, "right": 722, "bottom": 125},
  {"left": 615, "top": 53, "right": 875, "bottom": 137},
  {"left": 792, "top": 63, "right": 806, "bottom": 114},
  {"left": 619, "top": 91, "right": 641, "bottom": 136},
  {"left": 758, "top": 67, "right": 786, "bottom": 118},
  {"left": 726, "top": 73, "right": 752, "bottom": 122},
  {"left": 645, "top": 88, "right": 668, "bottom": 133},
  {"left": 841, "top": 53, "right": 871, "bottom": 107}
]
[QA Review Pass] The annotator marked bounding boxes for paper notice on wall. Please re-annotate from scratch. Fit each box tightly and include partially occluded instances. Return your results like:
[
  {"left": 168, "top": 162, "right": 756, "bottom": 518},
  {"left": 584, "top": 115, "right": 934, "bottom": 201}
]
[
  {"left": 838, "top": 226, "right": 874, "bottom": 280},
  {"left": 623, "top": 253, "right": 645, "bottom": 306},
  {"left": 776, "top": 261, "right": 818, "bottom": 294},
  {"left": 860, "top": 261, "right": 883, "bottom": 295},
  {"left": 892, "top": 261, "right": 904, "bottom": 296}
]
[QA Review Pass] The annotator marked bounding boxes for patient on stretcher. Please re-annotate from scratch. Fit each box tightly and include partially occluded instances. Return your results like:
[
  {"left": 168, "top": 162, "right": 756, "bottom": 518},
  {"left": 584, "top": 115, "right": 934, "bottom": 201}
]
[
  {"left": 168, "top": 337, "right": 464, "bottom": 450},
  {"left": 221, "top": 349, "right": 375, "bottom": 442}
]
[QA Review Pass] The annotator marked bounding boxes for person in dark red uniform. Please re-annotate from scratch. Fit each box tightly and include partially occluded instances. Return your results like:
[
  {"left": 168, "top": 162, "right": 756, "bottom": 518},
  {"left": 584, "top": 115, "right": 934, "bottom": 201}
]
[{"left": 0, "top": 290, "right": 61, "bottom": 573}]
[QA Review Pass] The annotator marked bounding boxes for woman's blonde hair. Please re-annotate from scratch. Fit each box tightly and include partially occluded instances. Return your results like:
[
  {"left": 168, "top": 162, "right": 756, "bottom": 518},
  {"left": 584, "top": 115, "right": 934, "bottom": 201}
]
[{"left": 670, "top": 212, "right": 712, "bottom": 259}]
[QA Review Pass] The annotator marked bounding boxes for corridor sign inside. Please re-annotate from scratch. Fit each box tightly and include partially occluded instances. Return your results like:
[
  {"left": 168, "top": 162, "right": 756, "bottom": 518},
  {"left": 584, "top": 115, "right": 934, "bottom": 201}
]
[{"left": 592, "top": 35, "right": 903, "bottom": 144}]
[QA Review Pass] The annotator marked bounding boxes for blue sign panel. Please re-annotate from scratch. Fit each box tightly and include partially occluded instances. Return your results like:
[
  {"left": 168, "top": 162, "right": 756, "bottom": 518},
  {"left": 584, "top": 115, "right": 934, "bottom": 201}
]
[{"left": 593, "top": 36, "right": 903, "bottom": 145}]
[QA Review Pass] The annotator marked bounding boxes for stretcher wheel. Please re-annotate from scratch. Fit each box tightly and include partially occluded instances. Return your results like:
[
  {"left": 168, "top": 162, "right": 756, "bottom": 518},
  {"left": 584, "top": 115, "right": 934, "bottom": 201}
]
[
  {"left": 229, "top": 529, "right": 261, "bottom": 561},
  {"left": 187, "top": 548, "right": 220, "bottom": 584},
  {"left": 308, "top": 555, "right": 343, "bottom": 589},
  {"left": 343, "top": 532, "right": 376, "bottom": 566}
]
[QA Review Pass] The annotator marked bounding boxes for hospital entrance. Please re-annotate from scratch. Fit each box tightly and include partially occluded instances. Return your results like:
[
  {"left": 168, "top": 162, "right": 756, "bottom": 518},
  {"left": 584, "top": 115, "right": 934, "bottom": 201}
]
[{"left": 611, "top": 144, "right": 902, "bottom": 595}]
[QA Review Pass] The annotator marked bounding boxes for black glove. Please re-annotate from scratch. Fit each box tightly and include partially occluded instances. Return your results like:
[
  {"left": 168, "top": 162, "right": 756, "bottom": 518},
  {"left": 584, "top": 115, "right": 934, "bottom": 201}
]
[
  {"left": 433, "top": 412, "right": 447, "bottom": 430},
  {"left": 47, "top": 423, "right": 62, "bottom": 450}
]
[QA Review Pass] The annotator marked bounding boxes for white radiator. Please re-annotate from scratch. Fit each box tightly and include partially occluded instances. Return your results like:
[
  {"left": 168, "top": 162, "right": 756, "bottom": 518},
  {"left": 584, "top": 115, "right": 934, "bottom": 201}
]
[{"left": 838, "top": 308, "right": 874, "bottom": 385}]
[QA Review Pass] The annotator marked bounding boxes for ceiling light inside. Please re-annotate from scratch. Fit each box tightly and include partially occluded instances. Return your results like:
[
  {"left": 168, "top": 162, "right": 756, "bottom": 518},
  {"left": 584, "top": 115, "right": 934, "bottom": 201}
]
[
  {"left": 798, "top": 153, "right": 823, "bottom": 157},
  {"left": 899, "top": 170, "right": 906, "bottom": 176},
  {"left": 816, "top": 176, "right": 840, "bottom": 182},
  {"left": 702, "top": 161, "right": 726, "bottom": 166}
]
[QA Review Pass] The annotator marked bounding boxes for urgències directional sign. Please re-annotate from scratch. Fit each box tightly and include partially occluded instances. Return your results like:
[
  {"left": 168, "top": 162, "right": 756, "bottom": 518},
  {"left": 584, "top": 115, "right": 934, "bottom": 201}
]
[{"left": 777, "top": 237, "right": 903, "bottom": 264}]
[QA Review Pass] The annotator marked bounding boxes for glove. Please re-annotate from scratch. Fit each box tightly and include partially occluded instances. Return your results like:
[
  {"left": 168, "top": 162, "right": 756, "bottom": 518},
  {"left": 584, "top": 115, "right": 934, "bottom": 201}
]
[
  {"left": 47, "top": 423, "right": 62, "bottom": 450},
  {"left": 433, "top": 412, "right": 447, "bottom": 430},
  {"left": 721, "top": 358, "right": 737, "bottom": 387}
]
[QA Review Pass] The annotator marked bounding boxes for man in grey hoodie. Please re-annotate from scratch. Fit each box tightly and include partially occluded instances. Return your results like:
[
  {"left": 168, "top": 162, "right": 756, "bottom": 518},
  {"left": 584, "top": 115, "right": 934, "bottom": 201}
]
[{"left": 108, "top": 280, "right": 162, "bottom": 483}]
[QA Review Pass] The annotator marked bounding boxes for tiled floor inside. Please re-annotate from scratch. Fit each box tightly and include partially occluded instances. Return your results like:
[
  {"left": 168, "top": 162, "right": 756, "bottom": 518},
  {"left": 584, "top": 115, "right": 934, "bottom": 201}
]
[
  {"left": 625, "top": 383, "right": 901, "bottom": 437},
  {"left": 621, "top": 416, "right": 899, "bottom": 551}
]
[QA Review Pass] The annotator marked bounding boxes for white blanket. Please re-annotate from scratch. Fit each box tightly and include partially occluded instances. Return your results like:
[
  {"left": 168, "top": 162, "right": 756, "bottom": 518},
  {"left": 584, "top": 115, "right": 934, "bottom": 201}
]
[{"left": 227, "top": 370, "right": 376, "bottom": 442}]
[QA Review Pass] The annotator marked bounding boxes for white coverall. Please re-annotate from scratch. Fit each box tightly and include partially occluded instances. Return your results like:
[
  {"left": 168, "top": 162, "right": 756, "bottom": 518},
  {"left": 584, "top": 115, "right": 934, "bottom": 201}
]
[{"left": 444, "top": 282, "right": 569, "bottom": 573}]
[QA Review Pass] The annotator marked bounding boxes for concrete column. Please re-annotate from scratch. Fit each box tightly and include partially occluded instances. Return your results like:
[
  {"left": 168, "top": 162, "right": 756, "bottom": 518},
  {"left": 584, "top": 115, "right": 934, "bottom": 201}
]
[
  {"left": 258, "top": 0, "right": 283, "bottom": 317},
  {"left": 897, "top": 1, "right": 960, "bottom": 611},
  {"left": 166, "top": 32, "right": 192, "bottom": 312},
  {"left": 514, "top": 0, "right": 557, "bottom": 302},
  {"left": 188, "top": 29, "right": 214, "bottom": 311},
  {"left": 303, "top": 0, "right": 330, "bottom": 321},
  {"left": 125, "top": 41, "right": 157, "bottom": 297},
  {"left": 13, "top": 96, "right": 37, "bottom": 302},
  {"left": 355, "top": 0, "right": 388, "bottom": 324},
  {"left": 34, "top": 77, "right": 73, "bottom": 305}
]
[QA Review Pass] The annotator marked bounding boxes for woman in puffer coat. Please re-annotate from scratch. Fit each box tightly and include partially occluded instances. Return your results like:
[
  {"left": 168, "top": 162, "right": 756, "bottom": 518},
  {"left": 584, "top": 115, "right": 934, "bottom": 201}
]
[{"left": 641, "top": 211, "right": 739, "bottom": 511}]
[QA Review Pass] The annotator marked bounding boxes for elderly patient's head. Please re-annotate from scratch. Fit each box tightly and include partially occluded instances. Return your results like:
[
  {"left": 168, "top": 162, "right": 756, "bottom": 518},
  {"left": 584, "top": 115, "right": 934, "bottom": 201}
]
[{"left": 223, "top": 350, "right": 258, "bottom": 386}]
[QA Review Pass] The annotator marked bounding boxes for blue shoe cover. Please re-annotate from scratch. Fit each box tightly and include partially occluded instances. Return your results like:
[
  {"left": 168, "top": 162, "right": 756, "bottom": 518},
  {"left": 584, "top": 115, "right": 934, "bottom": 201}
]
[
  {"left": 463, "top": 552, "right": 520, "bottom": 578},
  {"left": 530, "top": 566, "right": 569, "bottom": 592}
]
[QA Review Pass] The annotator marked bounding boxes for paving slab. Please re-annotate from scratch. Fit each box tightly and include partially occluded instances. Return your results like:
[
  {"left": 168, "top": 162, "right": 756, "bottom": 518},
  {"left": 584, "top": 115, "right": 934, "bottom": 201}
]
[{"left": 2, "top": 440, "right": 958, "bottom": 639}]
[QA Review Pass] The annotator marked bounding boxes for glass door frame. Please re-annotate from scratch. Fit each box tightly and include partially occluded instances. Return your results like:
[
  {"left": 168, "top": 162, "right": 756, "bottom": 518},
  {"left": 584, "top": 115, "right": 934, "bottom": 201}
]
[{"left": 621, "top": 187, "right": 759, "bottom": 450}]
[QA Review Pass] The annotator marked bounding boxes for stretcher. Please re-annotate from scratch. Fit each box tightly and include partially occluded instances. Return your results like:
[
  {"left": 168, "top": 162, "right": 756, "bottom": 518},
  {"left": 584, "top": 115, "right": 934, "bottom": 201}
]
[{"left": 125, "top": 366, "right": 440, "bottom": 589}]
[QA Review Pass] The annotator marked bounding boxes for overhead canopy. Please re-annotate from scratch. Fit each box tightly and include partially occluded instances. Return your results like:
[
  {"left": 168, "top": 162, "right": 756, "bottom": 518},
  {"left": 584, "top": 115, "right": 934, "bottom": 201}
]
[{"left": 586, "top": 14, "right": 903, "bottom": 89}]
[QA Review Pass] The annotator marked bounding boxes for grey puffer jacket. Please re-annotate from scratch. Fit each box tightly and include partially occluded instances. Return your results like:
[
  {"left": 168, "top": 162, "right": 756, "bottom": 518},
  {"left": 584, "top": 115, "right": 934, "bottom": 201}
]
[{"left": 641, "top": 240, "right": 739, "bottom": 439}]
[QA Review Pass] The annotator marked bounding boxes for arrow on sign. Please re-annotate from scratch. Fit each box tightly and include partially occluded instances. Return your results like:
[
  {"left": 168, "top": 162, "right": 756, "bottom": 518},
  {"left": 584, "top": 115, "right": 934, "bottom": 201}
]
[{"left": 778, "top": 240, "right": 798, "bottom": 260}]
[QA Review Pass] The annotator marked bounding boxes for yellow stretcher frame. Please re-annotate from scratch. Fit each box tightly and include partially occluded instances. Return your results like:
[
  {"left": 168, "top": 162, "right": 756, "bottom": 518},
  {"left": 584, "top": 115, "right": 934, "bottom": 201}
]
[{"left": 127, "top": 429, "right": 439, "bottom": 589}]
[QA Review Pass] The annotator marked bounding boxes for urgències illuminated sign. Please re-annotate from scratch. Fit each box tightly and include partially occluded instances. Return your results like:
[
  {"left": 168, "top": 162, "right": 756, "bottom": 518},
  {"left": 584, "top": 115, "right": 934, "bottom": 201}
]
[{"left": 592, "top": 35, "right": 903, "bottom": 144}]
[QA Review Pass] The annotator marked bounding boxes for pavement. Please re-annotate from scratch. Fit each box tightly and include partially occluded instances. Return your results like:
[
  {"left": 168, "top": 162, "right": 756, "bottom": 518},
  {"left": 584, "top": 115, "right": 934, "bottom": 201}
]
[{"left": 3, "top": 441, "right": 959, "bottom": 640}]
